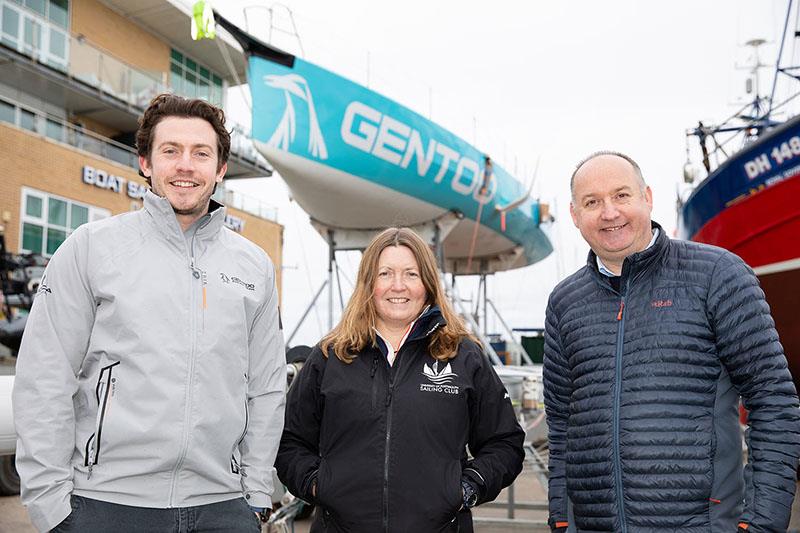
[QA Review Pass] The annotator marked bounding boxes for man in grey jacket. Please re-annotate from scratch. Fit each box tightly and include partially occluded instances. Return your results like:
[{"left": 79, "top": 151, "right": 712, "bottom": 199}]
[
  {"left": 13, "top": 94, "right": 286, "bottom": 532},
  {"left": 543, "top": 151, "right": 800, "bottom": 532}
]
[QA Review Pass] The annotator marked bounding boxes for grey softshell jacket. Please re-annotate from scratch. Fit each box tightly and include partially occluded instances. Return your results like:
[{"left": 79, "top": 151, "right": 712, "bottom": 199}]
[{"left": 13, "top": 191, "right": 286, "bottom": 531}]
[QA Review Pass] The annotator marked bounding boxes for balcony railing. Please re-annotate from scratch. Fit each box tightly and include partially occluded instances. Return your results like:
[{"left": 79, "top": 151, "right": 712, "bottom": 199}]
[
  {"left": 69, "top": 34, "right": 168, "bottom": 109},
  {"left": 0, "top": 1, "right": 268, "bottom": 170},
  {"left": 1, "top": 95, "right": 278, "bottom": 223},
  {"left": 0, "top": 95, "right": 139, "bottom": 167},
  {"left": 213, "top": 187, "right": 279, "bottom": 222},
  {"left": 0, "top": 0, "right": 168, "bottom": 108}
]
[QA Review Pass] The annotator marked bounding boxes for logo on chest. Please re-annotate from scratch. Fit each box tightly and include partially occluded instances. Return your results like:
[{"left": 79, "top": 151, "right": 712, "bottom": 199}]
[
  {"left": 419, "top": 360, "right": 460, "bottom": 395},
  {"left": 219, "top": 272, "right": 256, "bottom": 291},
  {"left": 651, "top": 299, "right": 673, "bottom": 308}
]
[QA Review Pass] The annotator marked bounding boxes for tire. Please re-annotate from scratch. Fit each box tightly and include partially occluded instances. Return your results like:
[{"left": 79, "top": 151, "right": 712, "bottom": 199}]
[
  {"left": 285, "top": 345, "right": 312, "bottom": 364},
  {"left": 0, "top": 455, "right": 20, "bottom": 496}
]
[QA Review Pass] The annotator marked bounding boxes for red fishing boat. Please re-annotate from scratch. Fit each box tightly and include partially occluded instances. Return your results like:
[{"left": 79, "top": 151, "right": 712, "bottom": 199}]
[{"left": 678, "top": 5, "right": 800, "bottom": 387}]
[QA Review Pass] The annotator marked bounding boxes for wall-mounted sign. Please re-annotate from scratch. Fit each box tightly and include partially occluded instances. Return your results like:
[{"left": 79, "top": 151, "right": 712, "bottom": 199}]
[{"left": 82, "top": 165, "right": 148, "bottom": 199}]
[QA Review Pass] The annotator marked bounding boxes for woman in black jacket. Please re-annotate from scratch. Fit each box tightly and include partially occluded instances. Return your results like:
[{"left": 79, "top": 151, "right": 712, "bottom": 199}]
[{"left": 276, "top": 227, "right": 524, "bottom": 532}]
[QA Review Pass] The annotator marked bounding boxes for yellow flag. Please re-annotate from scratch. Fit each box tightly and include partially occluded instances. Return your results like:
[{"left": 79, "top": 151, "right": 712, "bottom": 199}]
[{"left": 191, "top": 1, "right": 216, "bottom": 40}]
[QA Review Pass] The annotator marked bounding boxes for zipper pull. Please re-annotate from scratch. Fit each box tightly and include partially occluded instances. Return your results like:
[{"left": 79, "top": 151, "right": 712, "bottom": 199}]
[
  {"left": 617, "top": 300, "right": 625, "bottom": 321},
  {"left": 370, "top": 355, "right": 378, "bottom": 378},
  {"left": 385, "top": 387, "right": 393, "bottom": 406},
  {"left": 87, "top": 457, "right": 94, "bottom": 479}
]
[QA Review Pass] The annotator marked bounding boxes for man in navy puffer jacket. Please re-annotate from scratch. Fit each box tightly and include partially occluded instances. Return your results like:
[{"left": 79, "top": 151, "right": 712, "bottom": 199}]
[{"left": 543, "top": 151, "right": 800, "bottom": 532}]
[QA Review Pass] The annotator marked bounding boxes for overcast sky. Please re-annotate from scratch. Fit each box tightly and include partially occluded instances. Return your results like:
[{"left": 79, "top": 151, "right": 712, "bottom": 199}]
[{"left": 203, "top": 0, "right": 795, "bottom": 346}]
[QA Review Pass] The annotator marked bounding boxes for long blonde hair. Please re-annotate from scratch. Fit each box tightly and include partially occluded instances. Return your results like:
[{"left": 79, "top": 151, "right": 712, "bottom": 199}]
[{"left": 321, "top": 227, "right": 476, "bottom": 363}]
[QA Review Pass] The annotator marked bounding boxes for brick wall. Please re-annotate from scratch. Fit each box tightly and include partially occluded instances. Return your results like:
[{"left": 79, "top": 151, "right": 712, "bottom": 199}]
[{"left": 71, "top": 0, "right": 170, "bottom": 75}]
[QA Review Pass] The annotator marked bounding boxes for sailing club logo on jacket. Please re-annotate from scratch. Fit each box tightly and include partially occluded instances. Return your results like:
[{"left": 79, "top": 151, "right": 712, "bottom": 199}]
[
  {"left": 219, "top": 272, "right": 256, "bottom": 291},
  {"left": 420, "top": 360, "right": 459, "bottom": 395}
]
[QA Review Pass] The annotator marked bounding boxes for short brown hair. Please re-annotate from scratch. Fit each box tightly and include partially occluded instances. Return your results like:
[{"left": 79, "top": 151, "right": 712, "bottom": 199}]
[
  {"left": 136, "top": 93, "right": 231, "bottom": 184},
  {"left": 321, "top": 227, "right": 477, "bottom": 363}
]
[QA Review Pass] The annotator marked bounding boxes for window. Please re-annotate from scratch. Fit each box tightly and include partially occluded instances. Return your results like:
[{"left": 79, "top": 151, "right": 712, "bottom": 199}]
[
  {"left": 1, "top": 5, "right": 20, "bottom": 47},
  {"left": 48, "top": 0, "right": 67, "bottom": 28},
  {"left": 169, "top": 49, "right": 225, "bottom": 106},
  {"left": 19, "top": 188, "right": 109, "bottom": 256},
  {"left": 45, "top": 118, "right": 62, "bottom": 141},
  {"left": 0, "top": 99, "right": 14, "bottom": 124},
  {"left": 25, "top": 194, "right": 42, "bottom": 217},
  {"left": 24, "top": 0, "right": 45, "bottom": 17},
  {"left": 47, "top": 26, "right": 65, "bottom": 64},
  {"left": 0, "top": 0, "right": 70, "bottom": 68},
  {"left": 19, "top": 108, "right": 37, "bottom": 132}
]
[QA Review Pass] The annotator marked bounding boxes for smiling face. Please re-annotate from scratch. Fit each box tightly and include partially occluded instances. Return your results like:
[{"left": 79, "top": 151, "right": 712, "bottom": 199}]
[
  {"left": 139, "top": 116, "right": 226, "bottom": 230},
  {"left": 372, "top": 245, "right": 428, "bottom": 334},
  {"left": 570, "top": 154, "right": 653, "bottom": 275}
]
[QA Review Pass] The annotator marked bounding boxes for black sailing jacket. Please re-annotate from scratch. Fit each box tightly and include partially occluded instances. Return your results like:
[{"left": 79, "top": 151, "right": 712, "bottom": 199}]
[{"left": 275, "top": 306, "right": 524, "bottom": 532}]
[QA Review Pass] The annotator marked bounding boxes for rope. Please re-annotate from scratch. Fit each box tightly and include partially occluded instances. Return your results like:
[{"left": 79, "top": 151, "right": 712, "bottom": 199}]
[
  {"left": 465, "top": 199, "right": 485, "bottom": 274},
  {"left": 213, "top": 29, "right": 251, "bottom": 112}
]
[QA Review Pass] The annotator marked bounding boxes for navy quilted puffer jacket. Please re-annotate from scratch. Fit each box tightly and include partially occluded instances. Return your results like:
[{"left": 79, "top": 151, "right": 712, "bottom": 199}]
[{"left": 543, "top": 223, "right": 800, "bottom": 532}]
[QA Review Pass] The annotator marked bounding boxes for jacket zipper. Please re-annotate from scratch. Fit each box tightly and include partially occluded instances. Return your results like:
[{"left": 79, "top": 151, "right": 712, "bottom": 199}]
[
  {"left": 231, "top": 392, "right": 250, "bottom": 473},
  {"left": 376, "top": 319, "right": 444, "bottom": 531},
  {"left": 382, "top": 347, "right": 402, "bottom": 533},
  {"left": 613, "top": 280, "right": 628, "bottom": 533},
  {"left": 190, "top": 216, "right": 211, "bottom": 332},
  {"left": 85, "top": 362, "right": 120, "bottom": 478},
  {"left": 371, "top": 354, "right": 379, "bottom": 412},
  {"left": 168, "top": 220, "right": 207, "bottom": 505}
]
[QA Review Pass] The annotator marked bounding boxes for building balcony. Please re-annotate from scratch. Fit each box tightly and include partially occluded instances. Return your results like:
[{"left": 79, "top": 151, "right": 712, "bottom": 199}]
[{"left": 0, "top": 0, "right": 271, "bottom": 179}]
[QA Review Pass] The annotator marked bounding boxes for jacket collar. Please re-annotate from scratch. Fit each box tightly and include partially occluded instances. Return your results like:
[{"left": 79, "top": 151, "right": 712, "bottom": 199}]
[
  {"left": 406, "top": 305, "right": 447, "bottom": 343},
  {"left": 373, "top": 305, "right": 448, "bottom": 357},
  {"left": 587, "top": 220, "right": 667, "bottom": 283},
  {"left": 143, "top": 190, "right": 226, "bottom": 244}
]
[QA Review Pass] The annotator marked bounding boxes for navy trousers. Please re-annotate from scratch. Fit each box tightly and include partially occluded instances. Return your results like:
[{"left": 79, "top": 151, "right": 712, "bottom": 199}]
[{"left": 51, "top": 495, "right": 262, "bottom": 532}]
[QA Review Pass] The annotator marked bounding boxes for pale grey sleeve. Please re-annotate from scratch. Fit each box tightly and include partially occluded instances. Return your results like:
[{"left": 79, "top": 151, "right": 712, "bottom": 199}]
[
  {"left": 13, "top": 226, "right": 95, "bottom": 532},
  {"left": 238, "top": 258, "right": 286, "bottom": 508}
]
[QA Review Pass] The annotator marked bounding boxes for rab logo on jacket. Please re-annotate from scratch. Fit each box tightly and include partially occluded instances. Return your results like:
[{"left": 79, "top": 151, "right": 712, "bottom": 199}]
[{"left": 420, "top": 360, "right": 459, "bottom": 395}]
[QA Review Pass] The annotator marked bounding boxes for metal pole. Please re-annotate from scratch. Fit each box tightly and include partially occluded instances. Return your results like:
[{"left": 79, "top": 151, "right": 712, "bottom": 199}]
[
  {"left": 327, "top": 230, "right": 335, "bottom": 331},
  {"left": 433, "top": 222, "right": 444, "bottom": 271},
  {"left": 487, "top": 298, "right": 535, "bottom": 366},
  {"left": 482, "top": 274, "right": 488, "bottom": 338},
  {"left": 507, "top": 480, "right": 515, "bottom": 519},
  {"left": 335, "top": 261, "right": 345, "bottom": 311},
  {"left": 768, "top": 0, "right": 794, "bottom": 118},
  {"left": 473, "top": 276, "right": 483, "bottom": 326},
  {"left": 446, "top": 276, "right": 503, "bottom": 365},
  {"left": 285, "top": 279, "right": 328, "bottom": 347}
]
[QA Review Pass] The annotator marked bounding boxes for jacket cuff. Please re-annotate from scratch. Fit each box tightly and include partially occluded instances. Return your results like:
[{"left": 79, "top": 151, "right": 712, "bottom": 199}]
[
  {"left": 548, "top": 517, "right": 569, "bottom": 530},
  {"left": 461, "top": 467, "right": 487, "bottom": 504},
  {"left": 300, "top": 468, "right": 319, "bottom": 504},
  {"left": 243, "top": 490, "right": 269, "bottom": 509},
  {"left": 28, "top": 487, "right": 72, "bottom": 533}
]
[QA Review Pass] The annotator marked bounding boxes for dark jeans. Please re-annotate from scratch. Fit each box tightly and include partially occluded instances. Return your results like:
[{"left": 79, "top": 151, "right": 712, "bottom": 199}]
[{"left": 51, "top": 495, "right": 262, "bottom": 533}]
